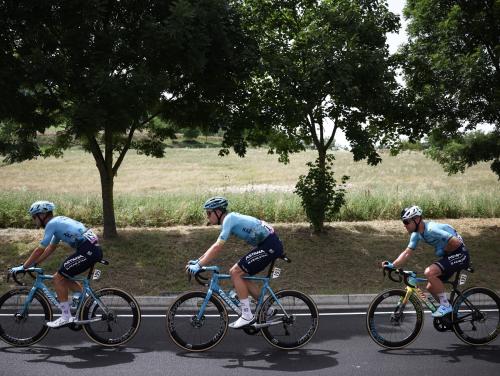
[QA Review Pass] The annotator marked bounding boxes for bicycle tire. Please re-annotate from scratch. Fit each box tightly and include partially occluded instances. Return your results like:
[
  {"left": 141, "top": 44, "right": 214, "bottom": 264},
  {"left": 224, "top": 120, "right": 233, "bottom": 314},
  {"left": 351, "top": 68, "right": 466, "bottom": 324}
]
[
  {"left": 0, "top": 288, "right": 53, "bottom": 347},
  {"left": 166, "top": 291, "right": 228, "bottom": 352},
  {"left": 366, "top": 289, "right": 423, "bottom": 349},
  {"left": 259, "top": 289, "right": 319, "bottom": 350},
  {"left": 452, "top": 287, "right": 500, "bottom": 345},
  {"left": 81, "top": 287, "right": 142, "bottom": 347}
]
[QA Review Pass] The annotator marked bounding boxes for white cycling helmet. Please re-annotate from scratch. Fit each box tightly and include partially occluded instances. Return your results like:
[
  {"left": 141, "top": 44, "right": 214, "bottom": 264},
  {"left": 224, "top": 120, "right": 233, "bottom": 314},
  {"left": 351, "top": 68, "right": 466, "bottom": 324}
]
[
  {"left": 400, "top": 205, "right": 422, "bottom": 221},
  {"left": 28, "top": 201, "right": 56, "bottom": 216}
]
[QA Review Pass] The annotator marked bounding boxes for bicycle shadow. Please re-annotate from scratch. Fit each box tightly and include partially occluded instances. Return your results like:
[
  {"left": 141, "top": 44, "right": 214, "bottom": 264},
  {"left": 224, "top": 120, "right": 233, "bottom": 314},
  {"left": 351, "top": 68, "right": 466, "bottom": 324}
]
[
  {"left": 0, "top": 345, "right": 148, "bottom": 369},
  {"left": 380, "top": 343, "right": 500, "bottom": 364},
  {"left": 175, "top": 348, "right": 338, "bottom": 372}
]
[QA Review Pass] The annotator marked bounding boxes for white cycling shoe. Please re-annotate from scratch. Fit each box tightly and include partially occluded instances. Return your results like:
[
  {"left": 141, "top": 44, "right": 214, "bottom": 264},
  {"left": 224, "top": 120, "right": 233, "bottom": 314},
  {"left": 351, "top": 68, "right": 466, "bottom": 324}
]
[
  {"left": 229, "top": 316, "right": 254, "bottom": 329},
  {"left": 46, "top": 316, "right": 76, "bottom": 328}
]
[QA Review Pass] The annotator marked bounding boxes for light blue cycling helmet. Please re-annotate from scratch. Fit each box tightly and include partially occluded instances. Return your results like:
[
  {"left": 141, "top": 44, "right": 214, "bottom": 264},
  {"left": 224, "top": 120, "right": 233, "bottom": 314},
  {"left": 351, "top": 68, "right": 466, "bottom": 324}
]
[
  {"left": 203, "top": 196, "right": 228, "bottom": 211},
  {"left": 28, "top": 201, "right": 56, "bottom": 216}
]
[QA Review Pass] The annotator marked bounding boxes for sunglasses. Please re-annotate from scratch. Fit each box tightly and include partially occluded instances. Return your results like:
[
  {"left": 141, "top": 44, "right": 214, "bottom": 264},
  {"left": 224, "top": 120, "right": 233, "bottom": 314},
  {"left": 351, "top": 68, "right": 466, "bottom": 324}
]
[
  {"left": 206, "top": 210, "right": 213, "bottom": 217},
  {"left": 402, "top": 219, "right": 411, "bottom": 225}
]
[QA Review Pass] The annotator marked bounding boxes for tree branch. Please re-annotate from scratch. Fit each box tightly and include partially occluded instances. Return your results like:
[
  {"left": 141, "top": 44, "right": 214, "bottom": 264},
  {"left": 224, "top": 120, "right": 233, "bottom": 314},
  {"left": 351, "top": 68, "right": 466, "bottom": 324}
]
[
  {"left": 112, "top": 124, "right": 137, "bottom": 176},
  {"left": 325, "top": 119, "right": 338, "bottom": 150},
  {"left": 86, "top": 133, "right": 106, "bottom": 176}
]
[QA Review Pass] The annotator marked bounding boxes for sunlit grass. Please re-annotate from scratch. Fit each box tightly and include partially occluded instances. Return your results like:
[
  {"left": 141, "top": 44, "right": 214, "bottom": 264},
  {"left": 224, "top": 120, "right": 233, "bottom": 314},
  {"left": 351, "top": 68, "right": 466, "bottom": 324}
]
[{"left": 0, "top": 147, "right": 498, "bottom": 227}]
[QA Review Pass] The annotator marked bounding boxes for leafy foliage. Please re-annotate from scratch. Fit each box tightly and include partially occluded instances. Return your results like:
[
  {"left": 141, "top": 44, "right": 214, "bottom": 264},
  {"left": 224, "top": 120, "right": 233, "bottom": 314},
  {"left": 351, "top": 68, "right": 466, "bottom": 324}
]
[
  {"left": 0, "top": 0, "right": 258, "bottom": 236},
  {"left": 400, "top": 0, "right": 500, "bottom": 177},
  {"left": 295, "top": 154, "right": 349, "bottom": 233}
]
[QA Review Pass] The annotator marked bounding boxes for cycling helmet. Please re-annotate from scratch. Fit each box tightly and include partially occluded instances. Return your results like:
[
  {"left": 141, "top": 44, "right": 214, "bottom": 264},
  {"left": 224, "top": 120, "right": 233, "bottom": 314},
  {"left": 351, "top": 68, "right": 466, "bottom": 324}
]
[
  {"left": 28, "top": 201, "right": 56, "bottom": 216},
  {"left": 203, "top": 196, "right": 228, "bottom": 211},
  {"left": 400, "top": 205, "right": 423, "bottom": 221}
]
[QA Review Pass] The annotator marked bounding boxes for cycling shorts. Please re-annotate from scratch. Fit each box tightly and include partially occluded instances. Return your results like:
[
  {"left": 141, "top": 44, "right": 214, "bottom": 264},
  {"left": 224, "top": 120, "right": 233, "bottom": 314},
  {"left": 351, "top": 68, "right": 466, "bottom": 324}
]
[
  {"left": 58, "top": 239, "right": 103, "bottom": 278},
  {"left": 434, "top": 244, "right": 470, "bottom": 282},
  {"left": 238, "top": 233, "right": 283, "bottom": 276}
]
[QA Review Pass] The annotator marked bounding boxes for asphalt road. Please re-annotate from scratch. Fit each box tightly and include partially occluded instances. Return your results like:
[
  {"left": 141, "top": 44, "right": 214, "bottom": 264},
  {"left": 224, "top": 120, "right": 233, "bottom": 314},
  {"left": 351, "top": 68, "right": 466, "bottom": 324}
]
[{"left": 1, "top": 311, "right": 499, "bottom": 376}]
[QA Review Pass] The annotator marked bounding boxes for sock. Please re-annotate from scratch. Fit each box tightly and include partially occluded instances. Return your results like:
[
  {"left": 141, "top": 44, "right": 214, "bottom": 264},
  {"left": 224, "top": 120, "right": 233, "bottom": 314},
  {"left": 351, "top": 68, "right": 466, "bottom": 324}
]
[
  {"left": 437, "top": 293, "right": 450, "bottom": 307},
  {"left": 239, "top": 298, "right": 252, "bottom": 320},
  {"left": 60, "top": 301, "right": 71, "bottom": 319}
]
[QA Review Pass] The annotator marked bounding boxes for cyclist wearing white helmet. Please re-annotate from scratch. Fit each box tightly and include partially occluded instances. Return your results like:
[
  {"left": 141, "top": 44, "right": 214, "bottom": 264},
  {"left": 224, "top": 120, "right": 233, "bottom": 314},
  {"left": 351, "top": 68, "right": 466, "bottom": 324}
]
[
  {"left": 186, "top": 196, "right": 284, "bottom": 329},
  {"left": 382, "top": 205, "right": 470, "bottom": 317},
  {"left": 9, "top": 201, "right": 103, "bottom": 328}
]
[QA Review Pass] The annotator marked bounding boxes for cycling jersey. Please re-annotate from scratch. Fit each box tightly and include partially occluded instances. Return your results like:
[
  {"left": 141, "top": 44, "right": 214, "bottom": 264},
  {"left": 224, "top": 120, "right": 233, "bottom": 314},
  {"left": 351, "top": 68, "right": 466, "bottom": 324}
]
[
  {"left": 218, "top": 212, "right": 274, "bottom": 246},
  {"left": 40, "top": 216, "right": 94, "bottom": 249},
  {"left": 407, "top": 221, "right": 463, "bottom": 257}
]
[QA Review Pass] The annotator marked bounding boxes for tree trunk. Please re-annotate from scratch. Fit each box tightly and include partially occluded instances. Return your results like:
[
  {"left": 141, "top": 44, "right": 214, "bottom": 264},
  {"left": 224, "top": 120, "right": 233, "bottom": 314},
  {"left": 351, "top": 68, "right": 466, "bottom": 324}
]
[
  {"left": 87, "top": 131, "right": 118, "bottom": 239},
  {"left": 100, "top": 168, "right": 117, "bottom": 238}
]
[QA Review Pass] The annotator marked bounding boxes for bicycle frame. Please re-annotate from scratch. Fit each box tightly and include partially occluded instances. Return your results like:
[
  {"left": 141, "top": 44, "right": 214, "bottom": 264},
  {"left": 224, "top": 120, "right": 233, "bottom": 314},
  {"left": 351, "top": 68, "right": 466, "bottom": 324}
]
[
  {"left": 397, "top": 270, "right": 467, "bottom": 318},
  {"left": 196, "top": 266, "right": 286, "bottom": 324},
  {"left": 20, "top": 267, "right": 107, "bottom": 324}
]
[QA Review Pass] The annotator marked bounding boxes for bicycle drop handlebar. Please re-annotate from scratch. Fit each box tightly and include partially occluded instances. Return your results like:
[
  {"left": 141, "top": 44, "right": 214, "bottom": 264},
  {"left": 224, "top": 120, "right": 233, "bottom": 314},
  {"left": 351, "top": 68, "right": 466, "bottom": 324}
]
[
  {"left": 383, "top": 266, "right": 420, "bottom": 287},
  {"left": 6, "top": 267, "right": 41, "bottom": 286}
]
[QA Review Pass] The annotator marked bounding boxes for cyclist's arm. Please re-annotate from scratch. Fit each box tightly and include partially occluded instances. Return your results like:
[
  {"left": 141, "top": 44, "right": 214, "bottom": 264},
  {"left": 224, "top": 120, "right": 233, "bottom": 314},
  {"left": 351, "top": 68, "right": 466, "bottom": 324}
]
[
  {"left": 21, "top": 246, "right": 45, "bottom": 269},
  {"left": 392, "top": 247, "right": 413, "bottom": 268},
  {"left": 28, "top": 243, "right": 58, "bottom": 266},
  {"left": 198, "top": 240, "right": 224, "bottom": 266}
]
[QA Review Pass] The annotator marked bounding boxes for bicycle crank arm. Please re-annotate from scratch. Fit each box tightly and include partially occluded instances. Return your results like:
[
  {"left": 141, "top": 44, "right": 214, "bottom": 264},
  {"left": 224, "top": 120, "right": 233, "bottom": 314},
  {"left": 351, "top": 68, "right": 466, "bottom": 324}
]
[
  {"left": 251, "top": 320, "right": 284, "bottom": 329},
  {"left": 72, "top": 317, "right": 105, "bottom": 325}
]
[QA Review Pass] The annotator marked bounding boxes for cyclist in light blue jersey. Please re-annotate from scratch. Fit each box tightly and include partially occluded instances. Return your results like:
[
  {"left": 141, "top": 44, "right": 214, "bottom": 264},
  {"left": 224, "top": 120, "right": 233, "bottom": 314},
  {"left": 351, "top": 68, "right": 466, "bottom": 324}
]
[
  {"left": 9, "top": 201, "right": 102, "bottom": 328},
  {"left": 382, "top": 205, "right": 470, "bottom": 317},
  {"left": 186, "top": 196, "right": 284, "bottom": 329}
]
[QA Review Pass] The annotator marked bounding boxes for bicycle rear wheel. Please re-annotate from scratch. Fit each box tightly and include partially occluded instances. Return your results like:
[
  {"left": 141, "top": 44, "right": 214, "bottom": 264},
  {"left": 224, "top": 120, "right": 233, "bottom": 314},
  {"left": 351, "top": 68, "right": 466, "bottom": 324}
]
[
  {"left": 166, "top": 291, "right": 228, "bottom": 352},
  {"left": 366, "top": 289, "right": 423, "bottom": 349},
  {"left": 81, "top": 288, "right": 141, "bottom": 347},
  {"left": 259, "top": 289, "right": 319, "bottom": 349},
  {"left": 452, "top": 287, "right": 500, "bottom": 345},
  {"left": 0, "top": 288, "right": 52, "bottom": 347}
]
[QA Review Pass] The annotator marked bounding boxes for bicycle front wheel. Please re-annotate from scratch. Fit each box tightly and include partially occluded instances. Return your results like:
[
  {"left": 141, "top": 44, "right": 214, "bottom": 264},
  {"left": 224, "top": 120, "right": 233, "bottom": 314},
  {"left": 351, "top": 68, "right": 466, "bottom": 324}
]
[
  {"left": 81, "top": 288, "right": 142, "bottom": 347},
  {"left": 166, "top": 291, "right": 228, "bottom": 352},
  {"left": 0, "top": 288, "right": 53, "bottom": 347},
  {"left": 452, "top": 287, "right": 500, "bottom": 345},
  {"left": 259, "top": 289, "right": 319, "bottom": 350},
  {"left": 366, "top": 289, "right": 423, "bottom": 349}
]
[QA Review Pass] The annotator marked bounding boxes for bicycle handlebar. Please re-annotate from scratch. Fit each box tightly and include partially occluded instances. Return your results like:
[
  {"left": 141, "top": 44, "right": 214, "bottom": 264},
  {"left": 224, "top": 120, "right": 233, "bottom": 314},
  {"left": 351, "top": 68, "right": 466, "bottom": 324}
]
[
  {"left": 6, "top": 267, "right": 43, "bottom": 286},
  {"left": 383, "top": 266, "right": 419, "bottom": 287}
]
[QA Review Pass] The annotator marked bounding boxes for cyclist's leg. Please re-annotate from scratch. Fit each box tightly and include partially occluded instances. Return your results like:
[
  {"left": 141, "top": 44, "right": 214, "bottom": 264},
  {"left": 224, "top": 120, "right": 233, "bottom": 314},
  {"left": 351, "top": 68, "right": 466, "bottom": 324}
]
[
  {"left": 428, "top": 247, "right": 470, "bottom": 317},
  {"left": 48, "top": 241, "right": 102, "bottom": 327}
]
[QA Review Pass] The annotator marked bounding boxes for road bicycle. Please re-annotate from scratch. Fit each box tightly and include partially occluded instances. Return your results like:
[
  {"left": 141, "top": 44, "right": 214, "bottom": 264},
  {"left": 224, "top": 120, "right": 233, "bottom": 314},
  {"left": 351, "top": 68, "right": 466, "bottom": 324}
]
[
  {"left": 166, "top": 254, "right": 319, "bottom": 351},
  {"left": 0, "top": 259, "right": 141, "bottom": 347},
  {"left": 366, "top": 264, "right": 500, "bottom": 349}
]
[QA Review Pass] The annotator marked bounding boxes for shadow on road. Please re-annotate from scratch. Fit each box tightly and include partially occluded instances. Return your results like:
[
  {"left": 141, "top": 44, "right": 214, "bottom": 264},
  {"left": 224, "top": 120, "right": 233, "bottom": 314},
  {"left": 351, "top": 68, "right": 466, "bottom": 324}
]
[
  {"left": 175, "top": 348, "right": 338, "bottom": 372},
  {"left": 0, "top": 345, "right": 149, "bottom": 369},
  {"left": 380, "top": 344, "right": 500, "bottom": 364}
]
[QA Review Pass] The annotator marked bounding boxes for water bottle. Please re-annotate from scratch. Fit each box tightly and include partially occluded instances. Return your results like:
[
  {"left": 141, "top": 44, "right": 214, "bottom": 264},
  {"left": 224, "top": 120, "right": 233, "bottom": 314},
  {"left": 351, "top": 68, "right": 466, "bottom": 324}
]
[
  {"left": 71, "top": 292, "right": 82, "bottom": 309},
  {"left": 228, "top": 289, "right": 240, "bottom": 305}
]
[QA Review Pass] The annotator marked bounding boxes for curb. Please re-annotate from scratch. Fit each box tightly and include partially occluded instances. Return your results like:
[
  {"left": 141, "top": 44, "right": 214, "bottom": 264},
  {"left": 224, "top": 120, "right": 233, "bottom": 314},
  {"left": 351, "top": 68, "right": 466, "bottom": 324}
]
[{"left": 135, "top": 294, "right": 376, "bottom": 310}]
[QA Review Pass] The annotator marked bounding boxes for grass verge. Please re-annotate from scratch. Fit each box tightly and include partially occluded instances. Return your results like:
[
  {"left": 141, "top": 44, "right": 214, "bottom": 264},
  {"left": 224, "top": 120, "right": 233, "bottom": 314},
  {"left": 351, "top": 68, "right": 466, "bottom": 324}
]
[{"left": 1, "top": 219, "right": 498, "bottom": 296}]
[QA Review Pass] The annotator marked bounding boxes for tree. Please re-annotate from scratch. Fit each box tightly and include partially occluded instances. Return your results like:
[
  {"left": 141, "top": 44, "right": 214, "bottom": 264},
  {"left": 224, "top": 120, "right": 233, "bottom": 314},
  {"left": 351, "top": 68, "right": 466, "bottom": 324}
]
[
  {"left": 399, "top": 0, "right": 500, "bottom": 178},
  {"left": 0, "top": 0, "right": 257, "bottom": 237},
  {"left": 232, "top": 0, "right": 401, "bottom": 232}
]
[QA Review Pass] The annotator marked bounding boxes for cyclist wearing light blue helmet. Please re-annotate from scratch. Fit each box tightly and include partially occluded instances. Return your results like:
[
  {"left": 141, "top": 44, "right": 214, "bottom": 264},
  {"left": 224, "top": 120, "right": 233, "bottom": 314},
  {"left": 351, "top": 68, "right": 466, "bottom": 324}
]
[
  {"left": 382, "top": 205, "right": 470, "bottom": 318},
  {"left": 9, "top": 201, "right": 103, "bottom": 328},
  {"left": 186, "top": 196, "right": 284, "bottom": 329}
]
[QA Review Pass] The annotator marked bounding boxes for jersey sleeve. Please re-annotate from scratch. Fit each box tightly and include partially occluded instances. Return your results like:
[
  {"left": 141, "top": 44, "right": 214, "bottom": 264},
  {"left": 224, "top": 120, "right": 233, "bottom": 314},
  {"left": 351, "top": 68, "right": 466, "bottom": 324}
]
[
  {"left": 40, "top": 222, "right": 58, "bottom": 247},
  {"left": 407, "top": 232, "right": 420, "bottom": 250},
  {"left": 217, "top": 214, "right": 233, "bottom": 243}
]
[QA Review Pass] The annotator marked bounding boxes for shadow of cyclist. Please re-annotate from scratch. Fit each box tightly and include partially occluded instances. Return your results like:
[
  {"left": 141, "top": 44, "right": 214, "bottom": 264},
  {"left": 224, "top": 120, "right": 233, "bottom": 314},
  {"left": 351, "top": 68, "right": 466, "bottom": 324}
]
[
  {"left": 380, "top": 344, "right": 500, "bottom": 364},
  {"left": 176, "top": 348, "right": 338, "bottom": 372},
  {"left": 0, "top": 345, "right": 148, "bottom": 369}
]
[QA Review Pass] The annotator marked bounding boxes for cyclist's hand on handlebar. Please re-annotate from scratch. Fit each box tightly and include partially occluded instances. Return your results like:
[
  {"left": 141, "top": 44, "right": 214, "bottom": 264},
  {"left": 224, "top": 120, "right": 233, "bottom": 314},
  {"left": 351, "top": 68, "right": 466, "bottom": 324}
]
[
  {"left": 185, "top": 261, "right": 201, "bottom": 275},
  {"left": 187, "top": 259, "right": 199, "bottom": 265},
  {"left": 382, "top": 261, "right": 394, "bottom": 269},
  {"left": 9, "top": 265, "right": 25, "bottom": 274}
]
